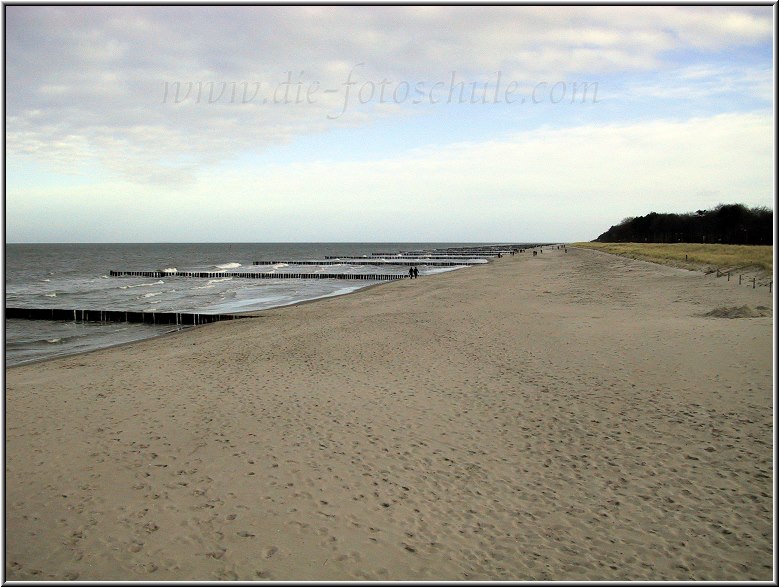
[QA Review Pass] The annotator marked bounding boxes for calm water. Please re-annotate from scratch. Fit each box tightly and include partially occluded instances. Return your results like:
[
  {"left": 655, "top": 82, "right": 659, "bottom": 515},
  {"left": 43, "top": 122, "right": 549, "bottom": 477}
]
[{"left": 4, "top": 242, "right": 492, "bottom": 366}]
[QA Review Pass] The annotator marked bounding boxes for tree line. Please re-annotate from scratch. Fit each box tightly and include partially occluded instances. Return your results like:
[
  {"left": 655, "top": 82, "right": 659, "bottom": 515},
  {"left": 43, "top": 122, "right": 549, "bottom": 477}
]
[{"left": 595, "top": 204, "right": 773, "bottom": 245}]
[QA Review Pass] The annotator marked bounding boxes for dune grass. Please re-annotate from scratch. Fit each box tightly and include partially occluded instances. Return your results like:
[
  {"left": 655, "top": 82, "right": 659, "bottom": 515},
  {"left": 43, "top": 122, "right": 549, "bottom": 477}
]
[{"left": 572, "top": 242, "right": 773, "bottom": 273}]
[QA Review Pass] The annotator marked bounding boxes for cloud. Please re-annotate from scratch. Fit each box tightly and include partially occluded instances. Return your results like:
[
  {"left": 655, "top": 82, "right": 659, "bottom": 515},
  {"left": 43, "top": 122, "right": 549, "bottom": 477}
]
[
  {"left": 222, "top": 111, "right": 773, "bottom": 218},
  {"left": 4, "top": 5, "right": 773, "bottom": 185},
  {"left": 612, "top": 63, "right": 773, "bottom": 104},
  {"left": 7, "top": 111, "right": 771, "bottom": 243}
]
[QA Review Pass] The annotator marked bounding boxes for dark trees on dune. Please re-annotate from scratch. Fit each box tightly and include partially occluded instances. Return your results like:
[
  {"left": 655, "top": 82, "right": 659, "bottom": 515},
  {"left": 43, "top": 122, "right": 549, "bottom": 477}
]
[{"left": 595, "top": 203, "right": 773, "bottom": 245}]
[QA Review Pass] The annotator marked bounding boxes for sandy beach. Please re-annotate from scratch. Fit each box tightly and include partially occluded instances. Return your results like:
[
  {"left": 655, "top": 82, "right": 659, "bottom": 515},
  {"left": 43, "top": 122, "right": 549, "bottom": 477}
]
[{"left": 4, "top": 247, "right": 773, "bottom": 581}]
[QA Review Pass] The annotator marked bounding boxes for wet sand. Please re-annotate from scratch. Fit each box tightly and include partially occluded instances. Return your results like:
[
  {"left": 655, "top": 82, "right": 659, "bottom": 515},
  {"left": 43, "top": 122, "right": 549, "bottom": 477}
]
[{"left": 4, "top": 246, "right": 773, "bottom": 580}]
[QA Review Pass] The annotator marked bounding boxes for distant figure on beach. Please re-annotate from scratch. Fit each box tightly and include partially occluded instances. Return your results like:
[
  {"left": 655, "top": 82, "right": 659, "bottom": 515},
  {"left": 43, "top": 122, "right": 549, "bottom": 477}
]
[
  {"left": 413, "top": 267, "right": 419, "bottom": 278},
  {"left": 533, "top": 250, "right": 537, "bottom": 256},
  {"left": 409, "top": 267, "right": 414, "bottom": 279}
]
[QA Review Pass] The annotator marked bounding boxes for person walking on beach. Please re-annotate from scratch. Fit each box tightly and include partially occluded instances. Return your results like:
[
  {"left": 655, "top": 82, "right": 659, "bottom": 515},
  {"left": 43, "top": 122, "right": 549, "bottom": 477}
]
[
  {"left": 409, "top": 267, "right": 414, "bottom": 279},
  {"left": 413, "top": 267, "right": 419, "bottom": 279}
]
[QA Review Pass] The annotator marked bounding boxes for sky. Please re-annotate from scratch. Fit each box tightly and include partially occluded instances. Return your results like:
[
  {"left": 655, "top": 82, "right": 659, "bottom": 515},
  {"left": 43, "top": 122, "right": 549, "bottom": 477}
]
[{"left": 3, "top": 4, "right": 775, "bottom": 243}]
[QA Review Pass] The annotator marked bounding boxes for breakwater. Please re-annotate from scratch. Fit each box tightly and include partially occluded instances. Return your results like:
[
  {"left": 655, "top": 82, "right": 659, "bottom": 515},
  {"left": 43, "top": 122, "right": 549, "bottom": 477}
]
[
  {"left": 5, "top": 307, "right": 248, "bottom": 325},
  {"left": 109, "top": 270, "right": 407, "bottom": 280},
  {"left": 323, "top": 255, "right": 490, "bottom": 261},
  {"left": 253, "top": 259, "right": 481, "bottom": 267}
]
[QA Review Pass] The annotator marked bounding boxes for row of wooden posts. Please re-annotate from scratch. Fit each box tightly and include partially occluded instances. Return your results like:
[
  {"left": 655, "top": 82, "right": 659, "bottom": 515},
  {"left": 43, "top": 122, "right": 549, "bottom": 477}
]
[
  {"left": 252, "top": 259, "right": 481, "bottom": 267},
  {"left": 108, "top": 270, "right": 407, "bottom": 281},
  {"left": 5, "top": 307, "right": 247, "bottom": 325},
  {"left": 713, "top": 268, "right": 772, "bottom": 293},
  {"left": 680, "top": 253, "right": 771, "bottom": 293}
]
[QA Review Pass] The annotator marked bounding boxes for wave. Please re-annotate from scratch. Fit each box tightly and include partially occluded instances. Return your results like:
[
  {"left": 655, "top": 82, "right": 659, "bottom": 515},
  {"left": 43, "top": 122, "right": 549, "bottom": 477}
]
[
  {"left": 193, "top": 276, "right": 235, "bottom": 290},
  {"left": 44, "top": 292, "right": 57, "bottom": 297},
  {"left": 143, "top": 291, "right": 163, "bottom": 298},
  {"left": 162, "top": 267, "right": 178, "bottom": 273},
  {"left": 215, "top": 262, "right": 241, "bottom": 270},
  {"left": 6, "top": 336, "right": 65, "bottom": 348},
  {"left": 272, "top": 263, "right": 289, "bottom": 269},
  {"left": 123, "top": 280, "right": 164, "bottom": 289}
]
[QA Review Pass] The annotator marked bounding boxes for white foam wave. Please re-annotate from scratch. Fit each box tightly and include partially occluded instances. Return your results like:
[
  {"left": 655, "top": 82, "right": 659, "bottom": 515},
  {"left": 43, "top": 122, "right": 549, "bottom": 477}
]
[
  {"left": 47, "top": 338, "right": 62, "bottom": 343},
  {"left": 194, "top": 276, "right": 234, "bottom": 290},
  {"left": 272, "top": 263, "right": 289, "bottom": 269},
  {"left": 162, "top": 267, "right": 178, "bottom": 274},
  {"left": 143, "top": 292, "right": 163, "bottom": 298},
  {"left": 126, "top": 280, "right": 164, "bottom": 288},
  {"left": 44, "top": 292, "right": 57, "bottom": 297},
  {"left": 216, "top": 262, "right": 241, "bottom": 270}
]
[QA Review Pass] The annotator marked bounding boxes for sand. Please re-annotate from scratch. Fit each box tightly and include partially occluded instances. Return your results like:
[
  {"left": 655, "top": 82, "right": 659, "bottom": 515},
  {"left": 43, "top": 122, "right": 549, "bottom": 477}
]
[{"left": 4, "top": 247, "right": 774, "bottom": 581}]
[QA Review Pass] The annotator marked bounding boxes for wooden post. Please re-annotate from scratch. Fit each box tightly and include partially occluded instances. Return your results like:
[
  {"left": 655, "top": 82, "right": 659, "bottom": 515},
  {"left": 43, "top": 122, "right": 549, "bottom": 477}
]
[
  {"left": 753, "top": 277, "right": 756, "bottom": 289},
  {"left": 727, "top": 272, "right": 730, "bottom": 281},
  {"left": 739, "top": 274, "right": 742, "bottom": 285}
]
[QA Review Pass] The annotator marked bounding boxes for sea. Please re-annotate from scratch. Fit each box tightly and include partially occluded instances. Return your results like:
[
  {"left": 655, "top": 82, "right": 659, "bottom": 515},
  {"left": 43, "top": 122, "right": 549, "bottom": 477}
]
[{"left": 4, "top": 242, "right": 496, "bottom": 367}]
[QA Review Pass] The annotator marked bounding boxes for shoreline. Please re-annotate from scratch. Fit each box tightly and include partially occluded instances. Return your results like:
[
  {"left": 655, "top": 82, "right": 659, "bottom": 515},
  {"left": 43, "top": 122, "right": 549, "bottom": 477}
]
[
  {"left": 4, "top": 268, "right": 437, "bottom": 369},
  {"left": 5, "top": 248, "right": 772, "bottom": 581}
]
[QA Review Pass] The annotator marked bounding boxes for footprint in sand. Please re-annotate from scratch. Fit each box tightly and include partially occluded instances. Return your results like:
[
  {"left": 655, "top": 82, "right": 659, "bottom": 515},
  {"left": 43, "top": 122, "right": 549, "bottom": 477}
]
[
  {"left": 206, "top": 548, "right": 227, "bottom": 560},
  {"left": 262, "top": 546, "right": 278, "bottom": 559}
]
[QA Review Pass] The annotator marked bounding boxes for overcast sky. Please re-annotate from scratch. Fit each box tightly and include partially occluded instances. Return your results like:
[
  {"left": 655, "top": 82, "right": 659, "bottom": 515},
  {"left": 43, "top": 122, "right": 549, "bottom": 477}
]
[{"left": 4, "top": 5, "right": 774, "bottom": 243}]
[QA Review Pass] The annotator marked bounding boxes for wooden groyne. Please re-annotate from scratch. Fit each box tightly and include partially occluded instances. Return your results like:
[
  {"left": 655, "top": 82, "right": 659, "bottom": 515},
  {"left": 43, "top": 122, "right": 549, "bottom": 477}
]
[
  {"left": 326, "top": 255, "right": 491, "bottom": 261},
  {"left": 402, "top": 250, "right": 514, "bottom": 256},
  {"left": 392, "top": 251, "right": 503, "bottom": 256},
  {"left": 5, "top": 307, "right": 248, "bottom": 325},
  {"left": 399, "top": 245, "right": 548, "bottom": 255},
  {"left": 109, "top": 270, "right": 406, "bottom": 281},
  {"left": 352, "top": 245, "right": 547, "bottom": 258},
  {"left": 254, "top": 259, "right": 481, "bottom": 267}
]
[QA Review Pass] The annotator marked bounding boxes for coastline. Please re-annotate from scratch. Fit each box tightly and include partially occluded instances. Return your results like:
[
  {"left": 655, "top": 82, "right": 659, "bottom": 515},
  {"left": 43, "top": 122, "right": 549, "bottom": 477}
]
[
  {"left": 4, "top": 273, "right": 413, "bottom": 369},
  {"left": 5, "top": 248, "right": 773, "bottom": 580}
]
